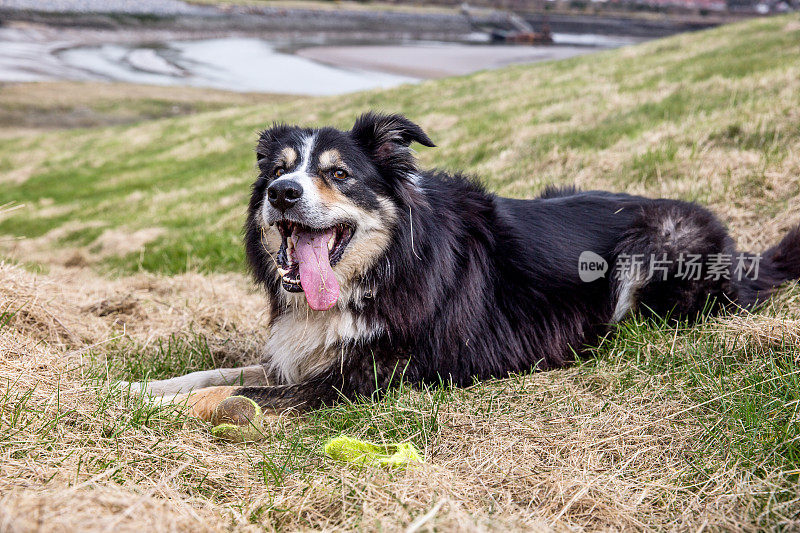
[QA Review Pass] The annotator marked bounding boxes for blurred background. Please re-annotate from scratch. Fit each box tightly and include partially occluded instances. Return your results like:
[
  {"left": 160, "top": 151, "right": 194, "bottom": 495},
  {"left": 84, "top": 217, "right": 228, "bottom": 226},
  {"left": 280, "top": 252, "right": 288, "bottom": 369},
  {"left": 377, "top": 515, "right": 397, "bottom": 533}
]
[{"left": 1, "top": 0, "right": 793, "bottom": 99}]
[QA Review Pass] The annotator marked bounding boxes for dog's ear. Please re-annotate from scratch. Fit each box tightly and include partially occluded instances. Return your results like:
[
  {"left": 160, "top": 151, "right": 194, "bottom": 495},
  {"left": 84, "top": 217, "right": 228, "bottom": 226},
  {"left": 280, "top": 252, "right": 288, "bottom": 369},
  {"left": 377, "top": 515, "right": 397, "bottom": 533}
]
[
  {"left": 350, "top": 112, "right": 435, "bottom": 169},
  {"left": 256, "top": 123, "right": 292, "bottom": 161}
]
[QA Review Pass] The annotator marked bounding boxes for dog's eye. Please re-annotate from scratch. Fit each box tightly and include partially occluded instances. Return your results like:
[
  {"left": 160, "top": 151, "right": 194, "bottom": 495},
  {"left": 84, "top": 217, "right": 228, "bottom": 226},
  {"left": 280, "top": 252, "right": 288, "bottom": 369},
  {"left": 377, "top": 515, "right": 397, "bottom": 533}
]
[
  {"left": 274, "top": 167, "right": 285, "bottom": 177},
  {"left": 332, "top": 169, "right": 347, "bottom": 180}
]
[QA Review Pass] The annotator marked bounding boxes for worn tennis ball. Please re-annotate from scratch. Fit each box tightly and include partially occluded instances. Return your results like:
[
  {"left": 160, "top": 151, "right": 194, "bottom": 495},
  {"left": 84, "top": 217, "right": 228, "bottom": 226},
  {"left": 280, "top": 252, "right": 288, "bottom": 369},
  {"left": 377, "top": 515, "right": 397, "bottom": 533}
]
[
  {"left": 210, "top": 396, "right": 266, "bottom": 443},
  {"left": 324, "top": 436, "right": 424, "bottom": 469}
]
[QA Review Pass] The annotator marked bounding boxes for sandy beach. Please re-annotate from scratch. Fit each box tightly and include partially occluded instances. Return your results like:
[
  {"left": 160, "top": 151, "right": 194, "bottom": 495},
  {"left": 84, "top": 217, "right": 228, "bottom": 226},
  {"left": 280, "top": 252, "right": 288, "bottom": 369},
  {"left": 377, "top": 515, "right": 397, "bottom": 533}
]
[{"left": 296, "top": 43, "right": 596, "bottom": 79}]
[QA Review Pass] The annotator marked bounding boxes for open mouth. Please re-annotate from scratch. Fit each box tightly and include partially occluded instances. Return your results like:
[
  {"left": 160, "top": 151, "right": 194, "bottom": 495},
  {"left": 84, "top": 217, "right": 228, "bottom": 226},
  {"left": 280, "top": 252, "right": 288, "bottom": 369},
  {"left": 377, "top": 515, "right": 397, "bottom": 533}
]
[{"left": 275, "top": 220, "right": 354, "bottom": 310}]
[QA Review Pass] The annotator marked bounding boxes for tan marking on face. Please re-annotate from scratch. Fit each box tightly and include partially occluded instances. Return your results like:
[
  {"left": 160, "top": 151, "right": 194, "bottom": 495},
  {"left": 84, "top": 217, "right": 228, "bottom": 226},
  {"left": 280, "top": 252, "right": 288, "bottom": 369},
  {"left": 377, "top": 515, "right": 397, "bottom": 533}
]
[
  {"left": 312, "top": 174, "right": 351, "bottom": 206},
  {"left": 318, "top": 149, "right": 349, "bottom": 173},
  {"left": 186, "top": 386, "right": 238, "bottom": 421},
  {"left": 334, "top": 197, "right": 397, "bottom": 284},
  {"left": 279, "top": 146, "right": 298, "bottom": 168}
]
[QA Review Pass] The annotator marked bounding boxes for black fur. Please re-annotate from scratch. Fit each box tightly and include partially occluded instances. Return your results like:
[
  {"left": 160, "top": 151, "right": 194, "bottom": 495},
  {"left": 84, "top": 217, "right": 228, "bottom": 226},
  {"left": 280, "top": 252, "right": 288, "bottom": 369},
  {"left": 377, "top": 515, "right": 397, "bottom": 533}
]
[{"left": 238, "top": 112, "right": 800, "bottom": 412}]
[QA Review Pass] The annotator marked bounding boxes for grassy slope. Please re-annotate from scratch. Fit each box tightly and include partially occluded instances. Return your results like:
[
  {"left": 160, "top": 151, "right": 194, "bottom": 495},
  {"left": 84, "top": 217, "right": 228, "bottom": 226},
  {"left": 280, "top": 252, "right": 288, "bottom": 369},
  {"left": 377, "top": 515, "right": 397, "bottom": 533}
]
[
  {"left": 1, "top": 15, "right": 798, "bottom": 275},
  {"left": 0, "top": 81, "right": 293, "bottom": 132},
  {"left": 1, "top": 14, "right": 800, "bottom": 531}
]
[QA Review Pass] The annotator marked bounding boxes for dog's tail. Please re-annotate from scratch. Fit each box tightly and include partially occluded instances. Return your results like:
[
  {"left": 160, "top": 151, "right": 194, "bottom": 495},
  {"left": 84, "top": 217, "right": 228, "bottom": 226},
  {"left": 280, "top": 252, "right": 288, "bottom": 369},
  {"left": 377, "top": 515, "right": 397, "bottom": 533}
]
[
  {"left": 765, "top": 225, "right": 800, "bottom": 280},
  {"left": 737, "top": 225, "right": 800, "bottom": 307}
]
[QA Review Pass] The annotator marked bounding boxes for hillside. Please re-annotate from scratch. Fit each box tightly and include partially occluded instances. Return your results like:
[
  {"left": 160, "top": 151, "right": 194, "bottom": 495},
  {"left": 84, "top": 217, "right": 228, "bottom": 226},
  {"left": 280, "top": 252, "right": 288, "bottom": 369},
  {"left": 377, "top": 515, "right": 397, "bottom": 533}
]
[
  {"left": 2, "top": 15, "right": 799, "bottom": 275},
  {"left": 0, "top": 14, "right": 799, "bottom": 531}
]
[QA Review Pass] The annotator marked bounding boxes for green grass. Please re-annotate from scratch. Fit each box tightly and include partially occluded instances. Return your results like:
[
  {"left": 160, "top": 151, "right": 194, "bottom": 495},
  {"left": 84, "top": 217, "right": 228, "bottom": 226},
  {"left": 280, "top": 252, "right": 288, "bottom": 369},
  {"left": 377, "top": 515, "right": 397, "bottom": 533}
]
[
  {"left": 586, "top": 301, "right": 800, "bottom": 526},
  {"left": 97, "top": 334, "right": 219, "bottom": 383},
  {"left": 596, "top": 311, "right": 800, "bottom": 478}
]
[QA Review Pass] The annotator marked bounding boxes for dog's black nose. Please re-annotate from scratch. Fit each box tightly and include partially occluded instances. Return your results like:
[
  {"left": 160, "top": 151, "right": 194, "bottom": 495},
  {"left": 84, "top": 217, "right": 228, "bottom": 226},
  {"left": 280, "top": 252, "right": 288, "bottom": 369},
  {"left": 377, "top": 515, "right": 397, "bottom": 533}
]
[{"left": 267, "top": 180, "right": 303, "bottom": 212}]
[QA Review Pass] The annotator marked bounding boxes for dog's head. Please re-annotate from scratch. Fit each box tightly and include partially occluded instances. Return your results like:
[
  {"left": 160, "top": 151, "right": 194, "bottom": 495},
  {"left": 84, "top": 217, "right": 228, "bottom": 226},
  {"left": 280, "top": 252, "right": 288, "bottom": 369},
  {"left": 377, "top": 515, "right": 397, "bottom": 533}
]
[{"left": 247, "top": 112, "right": 435, "bottom": 311}]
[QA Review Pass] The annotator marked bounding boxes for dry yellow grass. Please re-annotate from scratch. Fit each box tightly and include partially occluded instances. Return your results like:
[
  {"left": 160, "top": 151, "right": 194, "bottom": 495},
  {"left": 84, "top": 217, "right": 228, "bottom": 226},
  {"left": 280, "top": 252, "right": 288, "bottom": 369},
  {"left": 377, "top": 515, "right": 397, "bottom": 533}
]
[
  {"left": 0, "top": 81, "right": 294, "bottom": 132},
  {"left": 1, "top": 258, "right": 799, "bottom": 531}
]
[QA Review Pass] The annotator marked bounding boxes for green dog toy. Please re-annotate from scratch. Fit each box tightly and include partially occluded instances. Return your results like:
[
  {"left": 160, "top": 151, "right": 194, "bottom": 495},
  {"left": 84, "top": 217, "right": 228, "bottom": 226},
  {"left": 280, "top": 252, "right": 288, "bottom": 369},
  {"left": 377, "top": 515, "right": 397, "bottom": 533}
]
[
  {"left": 324, "top": 435, "right": 424, "bottom": 469},
  {"left": 210, "top": 396, "right": 266, "bottom": 442}
]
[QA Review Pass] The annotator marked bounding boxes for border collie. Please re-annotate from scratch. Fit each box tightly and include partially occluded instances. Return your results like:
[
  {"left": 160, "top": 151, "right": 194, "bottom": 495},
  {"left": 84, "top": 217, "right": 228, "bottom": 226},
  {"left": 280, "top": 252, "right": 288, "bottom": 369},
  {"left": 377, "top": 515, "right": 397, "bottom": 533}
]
[{"left": 124, "top": 112, "right": 800, "bottom": 422}]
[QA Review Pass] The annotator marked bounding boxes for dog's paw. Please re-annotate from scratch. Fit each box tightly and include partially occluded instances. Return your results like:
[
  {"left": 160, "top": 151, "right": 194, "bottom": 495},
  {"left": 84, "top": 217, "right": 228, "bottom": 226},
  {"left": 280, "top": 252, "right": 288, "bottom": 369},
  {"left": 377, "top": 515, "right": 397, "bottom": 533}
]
[{"left": 184, "top": 386, "right": 239, "bottom": 421}]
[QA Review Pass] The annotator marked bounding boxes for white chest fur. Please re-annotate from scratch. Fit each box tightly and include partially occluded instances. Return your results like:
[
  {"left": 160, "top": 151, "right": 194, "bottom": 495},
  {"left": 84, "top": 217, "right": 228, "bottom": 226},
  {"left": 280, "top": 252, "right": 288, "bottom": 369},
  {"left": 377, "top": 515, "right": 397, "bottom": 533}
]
[{"left": 264, "top": 307, "right": 382, "bottom": 384}]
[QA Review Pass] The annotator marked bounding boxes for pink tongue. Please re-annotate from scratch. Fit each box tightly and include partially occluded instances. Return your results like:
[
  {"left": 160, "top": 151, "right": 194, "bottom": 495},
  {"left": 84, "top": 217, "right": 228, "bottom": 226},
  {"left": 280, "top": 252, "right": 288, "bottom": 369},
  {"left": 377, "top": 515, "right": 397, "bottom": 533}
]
[{"left": 292, "top": 229, "right": 340, "bottom": 311}]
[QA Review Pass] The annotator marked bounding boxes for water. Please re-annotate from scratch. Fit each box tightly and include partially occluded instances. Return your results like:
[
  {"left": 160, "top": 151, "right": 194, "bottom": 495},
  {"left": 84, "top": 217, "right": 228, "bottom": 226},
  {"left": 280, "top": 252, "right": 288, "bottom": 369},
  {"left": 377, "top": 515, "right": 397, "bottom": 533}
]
[
  {"left": 0, "top": 27, "right": 633, "bottom": 95},
  {"left": 552, "top": 32, "right": 638, "bottom": 47},
  {"left": 57, "top": 38, "right": 418, "bottom": 96}
]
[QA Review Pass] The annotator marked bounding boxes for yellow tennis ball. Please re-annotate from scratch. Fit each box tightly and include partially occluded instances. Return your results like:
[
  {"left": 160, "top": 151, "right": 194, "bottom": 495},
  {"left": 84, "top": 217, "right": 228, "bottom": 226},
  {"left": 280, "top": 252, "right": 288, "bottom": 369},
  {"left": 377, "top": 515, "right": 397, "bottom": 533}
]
[
  {"left": 324, "top": 436, "right": 423, "bottom": 469},
  {"left": 210, "top": 396, "right": 265, "bottom": 443}
]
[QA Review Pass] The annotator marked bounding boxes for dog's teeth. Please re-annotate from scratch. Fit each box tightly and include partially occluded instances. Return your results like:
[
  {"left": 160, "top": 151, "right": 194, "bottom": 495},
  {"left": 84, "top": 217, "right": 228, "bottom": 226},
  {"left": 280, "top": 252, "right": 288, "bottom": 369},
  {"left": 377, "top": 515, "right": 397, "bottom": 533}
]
[
  {"left": 277, "top": 267, "right": 288, "bottom": 276},
  {"left": 328, "top": 235, "right": 335, "bottom": 251}
]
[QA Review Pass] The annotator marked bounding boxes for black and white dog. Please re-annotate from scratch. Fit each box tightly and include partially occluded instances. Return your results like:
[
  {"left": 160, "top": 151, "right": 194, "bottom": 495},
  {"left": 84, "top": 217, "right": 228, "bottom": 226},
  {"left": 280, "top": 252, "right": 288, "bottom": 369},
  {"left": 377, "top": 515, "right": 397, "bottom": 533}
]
[{"left": 125, "top": 112, "right": 800, "bottom": 421}]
